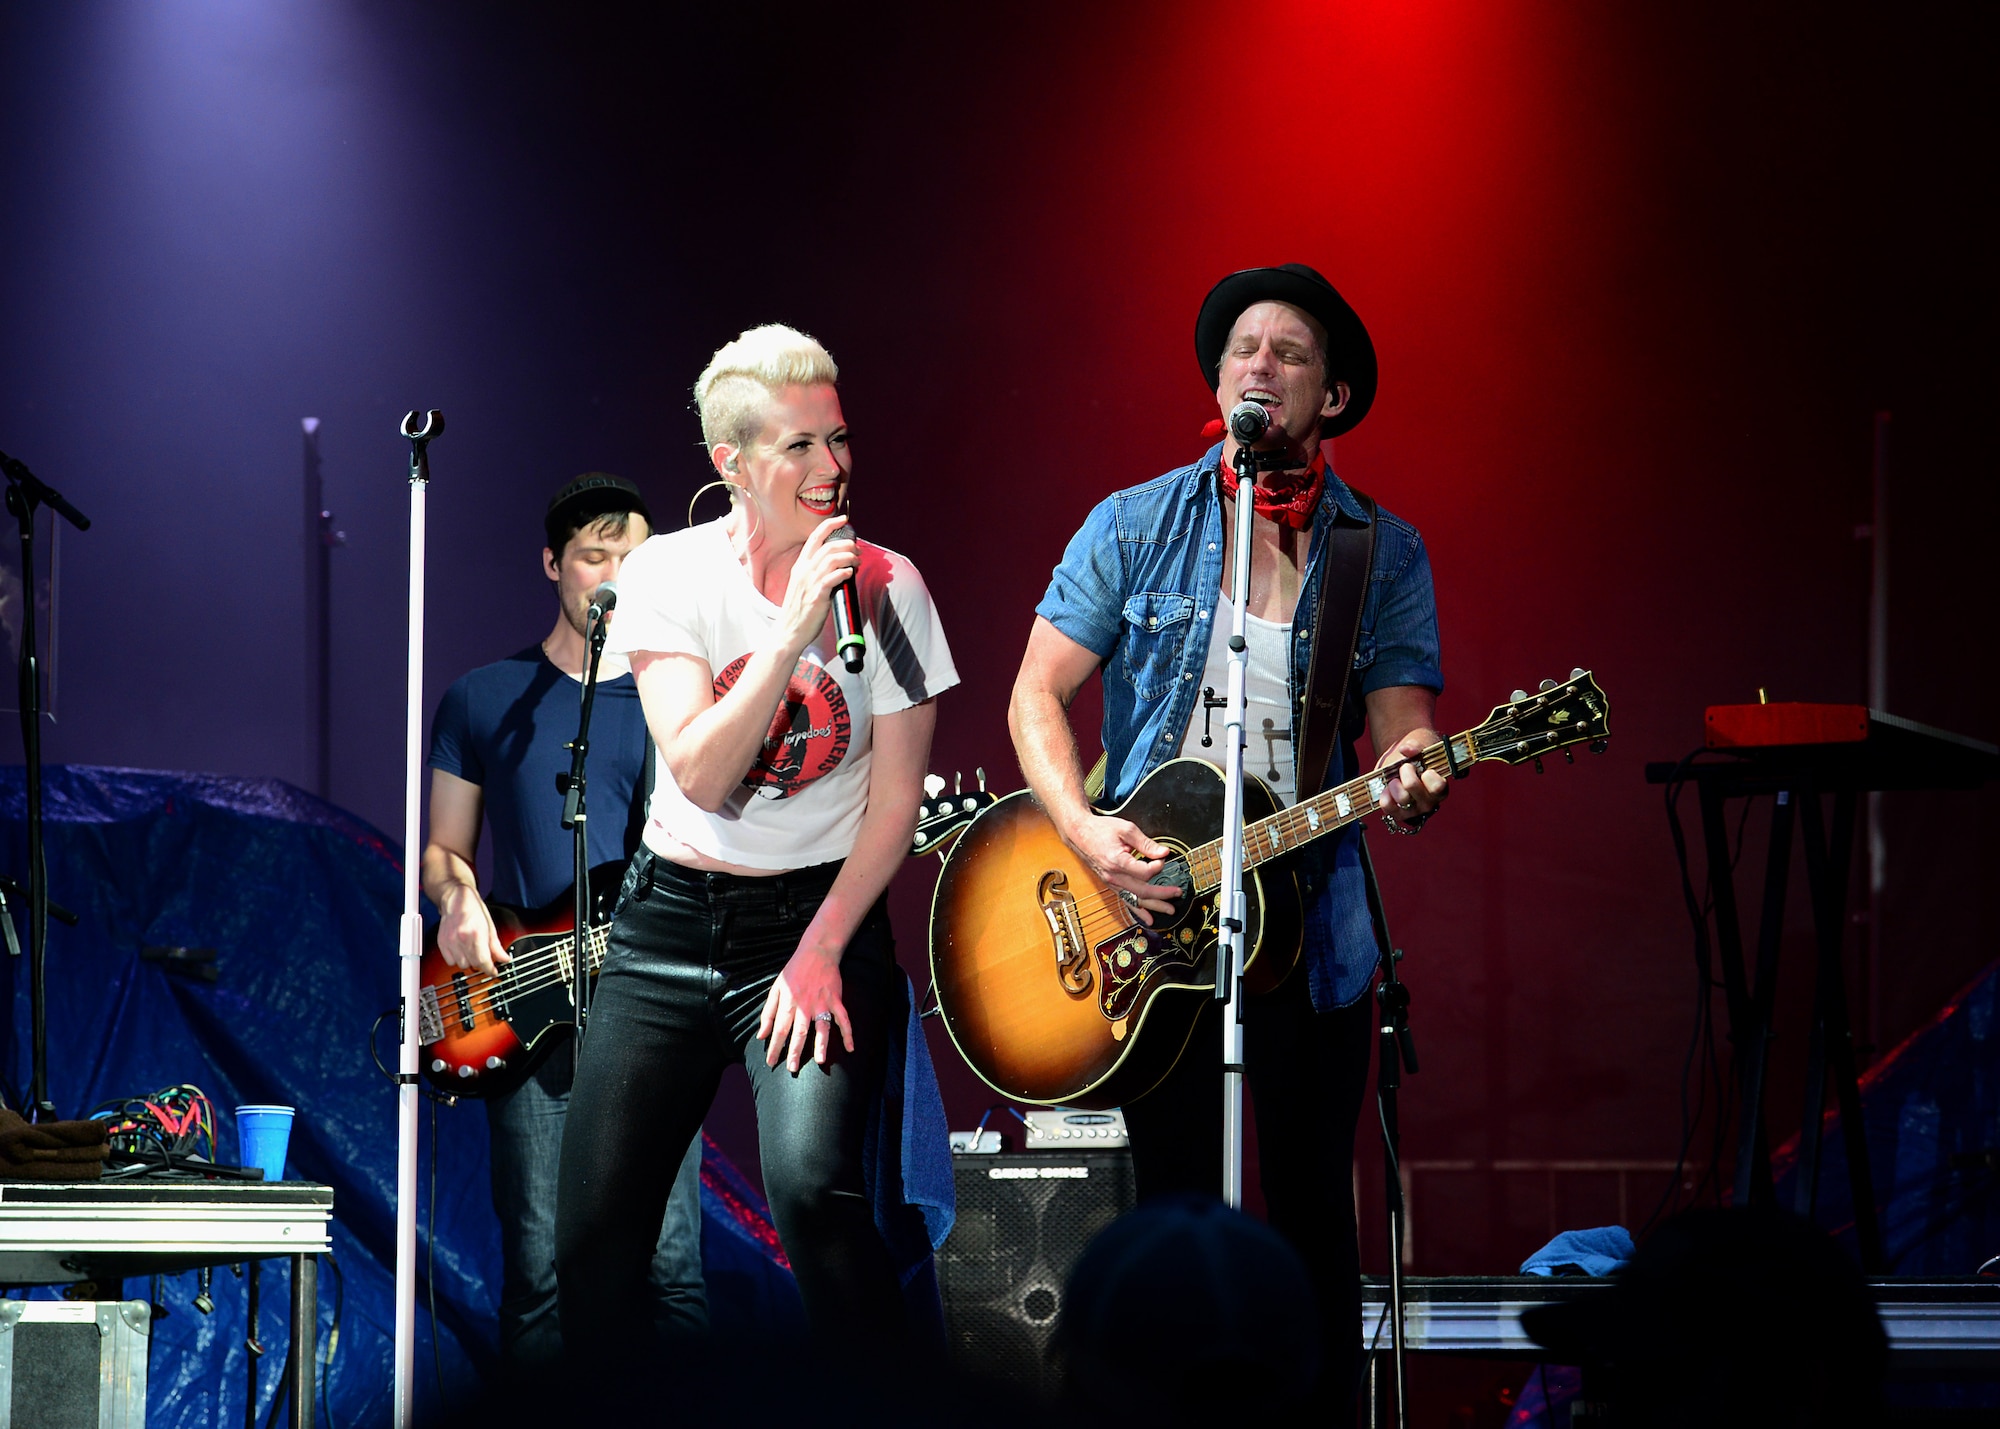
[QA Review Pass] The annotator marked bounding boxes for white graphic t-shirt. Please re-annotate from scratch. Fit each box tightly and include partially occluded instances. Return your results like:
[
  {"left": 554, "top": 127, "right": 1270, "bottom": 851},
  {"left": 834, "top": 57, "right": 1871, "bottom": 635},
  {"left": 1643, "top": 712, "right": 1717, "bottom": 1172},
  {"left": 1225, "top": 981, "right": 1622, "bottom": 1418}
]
[{"left": 608, "top": 520, "right": 958, "bottom": 870}]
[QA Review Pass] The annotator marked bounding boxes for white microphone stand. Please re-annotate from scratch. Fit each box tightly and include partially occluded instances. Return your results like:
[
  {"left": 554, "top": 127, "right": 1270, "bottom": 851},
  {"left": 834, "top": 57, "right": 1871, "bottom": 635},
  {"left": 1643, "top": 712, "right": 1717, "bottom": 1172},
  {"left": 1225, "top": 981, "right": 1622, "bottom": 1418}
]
[
  {"left": 393, "top": 409, "right": 443, "bottom": 1429},
  {"left": 1218, "top": 411, "right": 1278, "bottom": 1206}
]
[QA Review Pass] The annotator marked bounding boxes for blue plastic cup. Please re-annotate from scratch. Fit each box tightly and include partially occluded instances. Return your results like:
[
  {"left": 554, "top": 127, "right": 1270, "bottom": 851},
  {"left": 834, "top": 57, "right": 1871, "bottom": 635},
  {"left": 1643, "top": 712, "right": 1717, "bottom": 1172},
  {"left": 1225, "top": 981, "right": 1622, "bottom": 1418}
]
[{"left": 235, "top": 1105, "right": 296, "bottom": 1183}]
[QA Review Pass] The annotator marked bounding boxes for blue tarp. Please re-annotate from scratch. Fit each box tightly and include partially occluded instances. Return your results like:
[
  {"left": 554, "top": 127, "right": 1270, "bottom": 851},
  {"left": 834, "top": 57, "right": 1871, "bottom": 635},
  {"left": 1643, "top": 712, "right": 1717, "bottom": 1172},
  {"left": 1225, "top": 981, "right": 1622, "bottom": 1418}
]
[
  {"left": 0, "top": 765, "right": 809, "bottom": 1427},
  {"left": 1770, "top": 956, "right": 2000, "bottom": 1277},
  {"left": 1508, "top": 956, "right": 2000, "bottom": 1426}
]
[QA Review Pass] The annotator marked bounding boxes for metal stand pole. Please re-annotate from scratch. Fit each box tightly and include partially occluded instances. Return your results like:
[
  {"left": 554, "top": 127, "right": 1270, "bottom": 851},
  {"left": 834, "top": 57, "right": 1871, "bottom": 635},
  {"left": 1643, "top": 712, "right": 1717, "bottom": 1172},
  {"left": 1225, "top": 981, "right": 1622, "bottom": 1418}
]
[
  {"left": 560, "top": 602, "right": 612, "bottom": 1053},
  {"left": 1208, "top": 434, "right": 1272, "bottom": 1200},
  {"left": 302, "top": 419, "right": 342, "bottom": 800},
  {"left": 290, "top": 1252, "right": 319, "bottom": 1429},
  {"left": 1864, "top": 411, "right": 1889, "bottom": 1059},
  {"left": 0, "top": 449, "right": 90, "bottom": 1122},
  {"left": 1375, "top": 946, "right": 1418, "bottom": 1429},
  {"left": 1217, "top": 440, "right": 1261, "bottom": 1206},
  {"left": 392, "top": 410, "right": 443, "bottom": 1429}
]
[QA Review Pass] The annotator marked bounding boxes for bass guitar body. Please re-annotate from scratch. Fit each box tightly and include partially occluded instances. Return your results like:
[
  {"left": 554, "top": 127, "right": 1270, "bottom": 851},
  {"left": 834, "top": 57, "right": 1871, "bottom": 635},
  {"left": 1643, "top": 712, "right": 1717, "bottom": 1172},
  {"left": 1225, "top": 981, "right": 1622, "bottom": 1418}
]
[
  {"left": 929, "top": 759, "right": 1299, "bottom": 1109},
  {"left": 417, "top": 861, "right": 628, "bottom": 1097}
]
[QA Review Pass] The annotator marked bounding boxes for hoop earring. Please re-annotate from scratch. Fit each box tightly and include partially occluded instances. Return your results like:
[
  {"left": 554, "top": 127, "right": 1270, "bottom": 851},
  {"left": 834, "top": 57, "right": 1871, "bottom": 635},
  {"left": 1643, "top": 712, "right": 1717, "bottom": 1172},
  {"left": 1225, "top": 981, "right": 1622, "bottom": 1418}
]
[{"left": 688, "top": 478, "right": 761, "bottom": 549}]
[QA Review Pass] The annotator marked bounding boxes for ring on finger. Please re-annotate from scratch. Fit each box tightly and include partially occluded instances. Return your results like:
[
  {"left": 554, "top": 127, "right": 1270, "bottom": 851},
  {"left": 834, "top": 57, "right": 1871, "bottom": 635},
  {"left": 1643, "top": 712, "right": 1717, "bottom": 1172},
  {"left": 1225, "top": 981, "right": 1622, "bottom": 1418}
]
[{"left": 813, "top": 1011, "right": 834, "bottom": 1023}]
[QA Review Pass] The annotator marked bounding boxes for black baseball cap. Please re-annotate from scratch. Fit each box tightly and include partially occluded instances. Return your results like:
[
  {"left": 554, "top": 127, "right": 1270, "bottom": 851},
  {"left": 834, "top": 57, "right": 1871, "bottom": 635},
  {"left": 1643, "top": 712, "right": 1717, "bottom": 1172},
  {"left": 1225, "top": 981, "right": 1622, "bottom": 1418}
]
[{"left": 543, "top": 473, "right": 653, "bottom": 554}]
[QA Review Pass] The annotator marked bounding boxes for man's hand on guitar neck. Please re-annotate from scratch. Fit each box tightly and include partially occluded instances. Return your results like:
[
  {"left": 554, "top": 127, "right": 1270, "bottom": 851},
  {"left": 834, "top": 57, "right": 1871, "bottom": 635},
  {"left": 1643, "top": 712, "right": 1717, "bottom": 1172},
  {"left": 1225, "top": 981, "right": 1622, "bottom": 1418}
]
[{"left": 1366, "top": 685, "right": 1449, "bottom": 830}]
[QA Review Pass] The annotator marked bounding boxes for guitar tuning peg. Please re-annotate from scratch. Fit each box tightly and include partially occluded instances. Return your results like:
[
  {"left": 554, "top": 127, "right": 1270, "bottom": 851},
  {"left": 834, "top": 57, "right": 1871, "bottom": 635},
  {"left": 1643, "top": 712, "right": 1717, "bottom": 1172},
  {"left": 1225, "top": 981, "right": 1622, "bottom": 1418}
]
[
  {"left": 1589, "top": 739, "right": 1609, "bottom": 754},
  {"left": 1533, "top": 757, "right": 1545, "bottom": 774},
  {"left": 1511, "top": 689, "right": 1529, "bottom": 702},
  {"left": 1539, "top": 678, "right": 1558, "bottom": 692},
  {"left": 976, "top": 766, "right": 987, "bottom": 792},
  {"left": 1570, "top": 667, "right": 1586, "bottom": 680},
  {"left": 1563, "top": 749, "right": 1574, "bottom": 764},
  {"left": 924, "top": 774, "right": 945, "bottom": 800},
  {"left": 954, "top": 771, "right": 962, "bottom": 795}
]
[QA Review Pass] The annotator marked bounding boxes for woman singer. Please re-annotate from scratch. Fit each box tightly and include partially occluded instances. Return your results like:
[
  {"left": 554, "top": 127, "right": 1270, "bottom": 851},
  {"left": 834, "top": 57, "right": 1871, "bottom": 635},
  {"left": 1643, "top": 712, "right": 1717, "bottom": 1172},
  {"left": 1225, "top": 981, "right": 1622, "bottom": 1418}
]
[{"left": 554, "top": 324, "right": 957, "bottom": 1352}]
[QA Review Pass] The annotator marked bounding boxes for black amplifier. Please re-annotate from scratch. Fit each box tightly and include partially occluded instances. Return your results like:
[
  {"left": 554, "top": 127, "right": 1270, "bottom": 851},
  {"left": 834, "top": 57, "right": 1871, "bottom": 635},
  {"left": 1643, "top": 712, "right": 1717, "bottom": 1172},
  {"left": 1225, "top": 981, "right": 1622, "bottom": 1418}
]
[{"left": 936, "top": 1149, "right": 1136, "bottom": 1395}]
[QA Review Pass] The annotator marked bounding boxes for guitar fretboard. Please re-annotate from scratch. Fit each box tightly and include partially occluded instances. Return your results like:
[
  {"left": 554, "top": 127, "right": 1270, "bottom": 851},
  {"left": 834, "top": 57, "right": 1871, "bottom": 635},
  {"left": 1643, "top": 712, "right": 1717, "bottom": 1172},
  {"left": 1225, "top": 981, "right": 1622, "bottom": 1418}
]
[
  {"left": 1180, "top": 732, "right": 1475, "bottom": 894},
  {"left": 532, "top": 922, "right": 613, "bottom": 983}
]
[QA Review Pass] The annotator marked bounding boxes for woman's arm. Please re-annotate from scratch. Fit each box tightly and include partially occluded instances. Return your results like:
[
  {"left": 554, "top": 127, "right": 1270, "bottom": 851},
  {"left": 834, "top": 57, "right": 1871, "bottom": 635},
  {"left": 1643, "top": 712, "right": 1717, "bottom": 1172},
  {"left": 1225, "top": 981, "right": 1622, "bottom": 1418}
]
[
  {"left": 630, "top": 518, "right": 857, "bottom": 811},
  {"left": 757, "top": 698, "right": 937, "bottom": 1072}
]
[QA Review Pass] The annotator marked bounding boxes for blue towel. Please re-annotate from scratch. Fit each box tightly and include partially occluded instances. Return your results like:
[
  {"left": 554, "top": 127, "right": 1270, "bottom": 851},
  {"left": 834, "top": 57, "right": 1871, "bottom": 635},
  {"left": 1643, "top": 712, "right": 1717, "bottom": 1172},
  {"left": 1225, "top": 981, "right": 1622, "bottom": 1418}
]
[
  {"left": 866, "top": 971, "right": 957, "bottom": 1284},
  {"left": 1519, "top": 1225, "right": 1635, "bottom": 1278}
]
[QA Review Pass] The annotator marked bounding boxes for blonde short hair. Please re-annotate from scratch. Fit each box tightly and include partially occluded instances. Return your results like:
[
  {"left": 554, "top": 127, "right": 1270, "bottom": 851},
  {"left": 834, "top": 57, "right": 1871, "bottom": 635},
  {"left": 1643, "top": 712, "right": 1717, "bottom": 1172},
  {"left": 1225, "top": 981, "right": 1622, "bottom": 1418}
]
[{"left": 694, "top": 324, "right": 840, "bottom": 459}]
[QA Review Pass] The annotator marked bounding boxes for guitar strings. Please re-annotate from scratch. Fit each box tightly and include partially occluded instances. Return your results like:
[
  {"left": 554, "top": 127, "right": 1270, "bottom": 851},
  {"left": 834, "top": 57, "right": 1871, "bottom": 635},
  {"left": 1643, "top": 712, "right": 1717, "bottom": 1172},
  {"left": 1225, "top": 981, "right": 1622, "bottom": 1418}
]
[
  {"left": 438, "top": 923, "right": 612, "bottom": 1029},
  {"left": 466, "top": 926, "right": 609, "bottom": 1013},
  {"left": 440, "top": 738, "right": 1498, "bottom": 1033},
  {"left": 1058, "top": 741, "right": 1461, "bottom": 942},
  {"left": 940, "top": 699, "right": 1599, "bottom": 977}
]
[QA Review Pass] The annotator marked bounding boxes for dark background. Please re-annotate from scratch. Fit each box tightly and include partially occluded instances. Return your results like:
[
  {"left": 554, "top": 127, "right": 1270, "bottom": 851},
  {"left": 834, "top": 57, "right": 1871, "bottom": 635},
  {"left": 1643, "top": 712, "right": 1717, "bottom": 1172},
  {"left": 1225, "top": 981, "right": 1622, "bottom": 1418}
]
[{"left": 2, "top": 0, "right": 1993, "bottom": 1409}]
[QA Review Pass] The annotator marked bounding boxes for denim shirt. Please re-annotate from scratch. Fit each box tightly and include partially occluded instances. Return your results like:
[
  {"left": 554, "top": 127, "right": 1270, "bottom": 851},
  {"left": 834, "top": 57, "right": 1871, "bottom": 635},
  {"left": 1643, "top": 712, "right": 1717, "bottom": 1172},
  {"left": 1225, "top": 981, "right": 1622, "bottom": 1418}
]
[{"left": 1035, "top": 444, "right": 1444, "bottom": 1010}]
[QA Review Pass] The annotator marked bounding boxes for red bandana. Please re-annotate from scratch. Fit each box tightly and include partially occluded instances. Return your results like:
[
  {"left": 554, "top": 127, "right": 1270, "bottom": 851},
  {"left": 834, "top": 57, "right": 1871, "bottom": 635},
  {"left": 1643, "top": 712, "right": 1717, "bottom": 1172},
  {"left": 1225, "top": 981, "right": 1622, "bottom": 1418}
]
[{"left": 1201, "top": 418, "right": 1328, "bottom": 531}]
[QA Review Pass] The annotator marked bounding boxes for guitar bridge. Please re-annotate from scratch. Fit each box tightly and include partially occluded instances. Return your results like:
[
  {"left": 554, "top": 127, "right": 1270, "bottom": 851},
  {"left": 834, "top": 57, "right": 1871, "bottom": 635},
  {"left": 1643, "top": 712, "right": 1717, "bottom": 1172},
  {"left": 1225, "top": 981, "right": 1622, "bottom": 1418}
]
[
  {"left": 416, "top": 986, "right": 444, "bottom": 1045},
  {"left": 1038, "top": 871, "right": 1093, "bottom": 994}
]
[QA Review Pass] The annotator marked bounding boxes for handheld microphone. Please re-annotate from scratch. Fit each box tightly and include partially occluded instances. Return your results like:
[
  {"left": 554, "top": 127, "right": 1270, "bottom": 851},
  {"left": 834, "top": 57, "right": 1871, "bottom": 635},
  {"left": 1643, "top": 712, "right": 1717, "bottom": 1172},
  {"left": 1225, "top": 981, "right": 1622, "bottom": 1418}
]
[
  {"left": 829, "top": 520, "right": 864, "bottom": 674},
  {"left": 586, "top": 581, "right": 618, "bottom": 624},
  {"left": 1227, "top": 399, "right": 1273, "bottom": 444}
]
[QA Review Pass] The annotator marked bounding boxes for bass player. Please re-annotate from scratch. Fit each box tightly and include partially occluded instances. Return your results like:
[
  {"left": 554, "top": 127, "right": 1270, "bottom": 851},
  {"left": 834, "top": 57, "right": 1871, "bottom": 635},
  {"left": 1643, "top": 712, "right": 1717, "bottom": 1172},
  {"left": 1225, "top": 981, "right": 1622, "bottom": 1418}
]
[
  {"left": 422, "top": 473, "right": 706, "bottom": 1367},
  {"left": 1007, "top": 264, "right": 1446, "bottom": 1404}
]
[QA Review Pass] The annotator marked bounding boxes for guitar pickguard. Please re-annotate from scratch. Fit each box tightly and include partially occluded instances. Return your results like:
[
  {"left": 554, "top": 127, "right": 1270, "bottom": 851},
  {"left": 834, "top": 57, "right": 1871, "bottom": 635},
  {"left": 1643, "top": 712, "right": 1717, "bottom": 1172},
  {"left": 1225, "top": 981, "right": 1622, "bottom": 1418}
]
[{"left": 1089, "top": 868, "right": 1218, "bottom": 1022}]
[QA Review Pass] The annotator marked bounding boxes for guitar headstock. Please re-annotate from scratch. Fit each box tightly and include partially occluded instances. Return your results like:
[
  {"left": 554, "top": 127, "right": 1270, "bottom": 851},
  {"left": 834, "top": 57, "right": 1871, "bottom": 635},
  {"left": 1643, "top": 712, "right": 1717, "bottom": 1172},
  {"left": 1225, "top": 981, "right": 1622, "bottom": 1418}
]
[
  {"left": 1464, "top": 668, "right": 1611, "bottom": 767},
  {"left": 911, "top": 768, "right": 998, "bottom": 857}
]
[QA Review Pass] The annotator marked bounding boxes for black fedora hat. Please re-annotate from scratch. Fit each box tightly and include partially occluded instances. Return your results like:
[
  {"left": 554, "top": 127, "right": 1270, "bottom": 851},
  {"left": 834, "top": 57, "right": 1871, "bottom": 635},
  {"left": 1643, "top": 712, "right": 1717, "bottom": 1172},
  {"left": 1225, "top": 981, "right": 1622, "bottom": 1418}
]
[{"left": 1194, "top": 264, "right": 1377, "bottom": 437}]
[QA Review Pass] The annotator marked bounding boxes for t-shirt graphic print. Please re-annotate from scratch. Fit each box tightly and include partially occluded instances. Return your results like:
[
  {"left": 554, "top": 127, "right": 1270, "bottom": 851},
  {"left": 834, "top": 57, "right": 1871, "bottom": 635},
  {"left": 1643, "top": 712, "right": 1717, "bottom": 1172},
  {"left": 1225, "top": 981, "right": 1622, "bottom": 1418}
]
[
  {"left": 713, "top": 654, "right": 852, "bottom": 799},
  {"left": 611, "top": 519, "right": 960, "bottom": 870}
]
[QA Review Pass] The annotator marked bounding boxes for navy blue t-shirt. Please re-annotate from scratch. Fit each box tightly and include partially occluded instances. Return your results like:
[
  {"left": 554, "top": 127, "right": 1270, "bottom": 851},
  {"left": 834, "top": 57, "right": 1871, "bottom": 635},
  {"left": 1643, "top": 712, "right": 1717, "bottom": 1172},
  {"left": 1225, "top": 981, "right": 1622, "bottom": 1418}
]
[{"left": 427, "top": 645, "right": 650, "bottom": 910}]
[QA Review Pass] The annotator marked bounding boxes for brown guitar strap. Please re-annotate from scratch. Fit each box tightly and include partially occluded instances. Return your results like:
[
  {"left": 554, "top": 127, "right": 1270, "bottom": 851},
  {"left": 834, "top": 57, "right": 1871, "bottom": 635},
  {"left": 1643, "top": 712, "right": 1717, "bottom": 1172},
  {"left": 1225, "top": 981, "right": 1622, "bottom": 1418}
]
[{"left": 1295, "top": 486, "right": 1377, "bottom": 799}]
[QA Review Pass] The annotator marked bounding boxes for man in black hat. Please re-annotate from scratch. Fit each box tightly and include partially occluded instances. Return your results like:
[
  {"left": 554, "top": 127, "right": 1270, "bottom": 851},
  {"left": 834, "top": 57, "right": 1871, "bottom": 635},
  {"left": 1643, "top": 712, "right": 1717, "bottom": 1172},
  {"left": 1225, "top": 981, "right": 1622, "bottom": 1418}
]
[
  {"left": 423, "top": 474, "right": 707, "bottom": 1366},
  {"left": 1009, "top": 266, "right": 1447, "bottom": 1400}
]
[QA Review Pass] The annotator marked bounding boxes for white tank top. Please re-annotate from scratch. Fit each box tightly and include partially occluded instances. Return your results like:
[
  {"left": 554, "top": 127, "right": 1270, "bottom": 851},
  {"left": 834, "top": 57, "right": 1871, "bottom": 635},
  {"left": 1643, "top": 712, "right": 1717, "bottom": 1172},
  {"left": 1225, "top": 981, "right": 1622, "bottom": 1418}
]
[{"left": 1176, "top": 591, "right": 1296, "bottom": 805}]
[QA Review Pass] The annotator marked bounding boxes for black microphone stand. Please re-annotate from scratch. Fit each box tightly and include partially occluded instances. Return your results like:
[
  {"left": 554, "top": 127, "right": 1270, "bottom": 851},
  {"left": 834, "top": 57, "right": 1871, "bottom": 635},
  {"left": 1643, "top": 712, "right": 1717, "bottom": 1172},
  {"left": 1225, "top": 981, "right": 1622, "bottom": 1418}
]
[
  {"left": 0, "top": 450, "right": 90, "bottom": 1121},
  {"left": 1364, "top": 837, "right": 1419, "bottom": 1429},
  {"left": 559, "top": 600, "right": 612, "bottom": 1058}
]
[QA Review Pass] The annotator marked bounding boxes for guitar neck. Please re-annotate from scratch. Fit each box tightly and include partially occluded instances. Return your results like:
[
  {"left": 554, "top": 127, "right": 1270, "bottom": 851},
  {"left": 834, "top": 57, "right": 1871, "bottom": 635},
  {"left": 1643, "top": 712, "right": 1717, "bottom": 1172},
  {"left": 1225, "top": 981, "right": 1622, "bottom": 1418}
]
[
  {"left": 523, "top": 921, "right": 613, "bottom": 982},
  {"left": 1183, "top": 730, "right": 1473, "bottom": 894}
]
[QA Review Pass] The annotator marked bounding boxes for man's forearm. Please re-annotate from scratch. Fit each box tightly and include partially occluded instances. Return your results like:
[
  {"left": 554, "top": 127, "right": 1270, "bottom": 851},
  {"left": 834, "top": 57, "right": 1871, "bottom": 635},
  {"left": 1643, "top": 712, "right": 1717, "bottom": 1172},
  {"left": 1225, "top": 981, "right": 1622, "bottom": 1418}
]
[
  {"left": 1009, "top": 686, "right": 1096, "bottom": 841},
  {"left": 419, "top": 845, "right": 479, "bottom": 910}
]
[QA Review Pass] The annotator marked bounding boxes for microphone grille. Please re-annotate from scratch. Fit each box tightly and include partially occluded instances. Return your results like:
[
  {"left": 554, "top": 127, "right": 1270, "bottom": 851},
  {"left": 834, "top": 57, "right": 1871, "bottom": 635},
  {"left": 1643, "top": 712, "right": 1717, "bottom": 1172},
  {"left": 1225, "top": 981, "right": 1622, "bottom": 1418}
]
[{"left": 1228, "top": 400, "right": 1272, "bottom": 443}]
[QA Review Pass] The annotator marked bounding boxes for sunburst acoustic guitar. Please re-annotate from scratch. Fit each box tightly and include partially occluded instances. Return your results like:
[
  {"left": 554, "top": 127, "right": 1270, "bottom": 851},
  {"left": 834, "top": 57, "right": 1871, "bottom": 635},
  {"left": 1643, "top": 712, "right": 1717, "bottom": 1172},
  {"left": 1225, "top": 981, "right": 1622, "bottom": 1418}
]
[{"left": 928, "top": 670, "right": 1612, "bottom": 1109}]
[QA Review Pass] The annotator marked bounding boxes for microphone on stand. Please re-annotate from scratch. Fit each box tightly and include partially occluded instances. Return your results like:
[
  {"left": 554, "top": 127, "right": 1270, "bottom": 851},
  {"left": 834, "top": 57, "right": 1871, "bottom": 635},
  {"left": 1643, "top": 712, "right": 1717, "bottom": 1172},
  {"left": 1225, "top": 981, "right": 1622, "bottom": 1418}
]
[
  {"left": 586, "top": 582, "right": 618, "bottom": 625},
  {"left": 830, "top": 516, "right": 864, "bottom": 674},
  {"left": 1226, "top": 399, "right": 1273, "bottom": 445}
]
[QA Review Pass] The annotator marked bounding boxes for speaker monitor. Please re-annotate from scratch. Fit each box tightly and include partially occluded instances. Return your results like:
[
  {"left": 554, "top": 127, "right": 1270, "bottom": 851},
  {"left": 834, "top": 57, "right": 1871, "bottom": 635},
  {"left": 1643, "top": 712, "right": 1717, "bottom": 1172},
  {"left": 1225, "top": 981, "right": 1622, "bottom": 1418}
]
[{"left": 936, "top": 1149, "right": 1135, "bottom": 1395}]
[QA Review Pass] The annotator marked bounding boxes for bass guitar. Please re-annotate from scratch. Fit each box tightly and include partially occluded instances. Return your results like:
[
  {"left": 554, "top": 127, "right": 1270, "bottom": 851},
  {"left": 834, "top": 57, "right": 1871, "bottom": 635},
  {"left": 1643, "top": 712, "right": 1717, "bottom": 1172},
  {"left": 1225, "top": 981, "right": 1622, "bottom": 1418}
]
[
  {"left": 416, "top": 862, "right": 627, "bottom": 1097},
  {"left": 928, "top": 670, "right": 1612, "bottom": 1108}
]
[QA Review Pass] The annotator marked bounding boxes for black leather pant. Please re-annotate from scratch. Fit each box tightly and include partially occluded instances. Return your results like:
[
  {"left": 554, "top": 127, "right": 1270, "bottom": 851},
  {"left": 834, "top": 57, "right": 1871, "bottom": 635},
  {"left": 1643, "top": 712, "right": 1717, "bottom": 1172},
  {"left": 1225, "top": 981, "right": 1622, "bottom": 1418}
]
[
  {"left": 1121, "top": 968, "right": 1375, "bottom": 1403},
  {"left": 554, "top": 848, "right": 906, "bottom": 1359}
]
